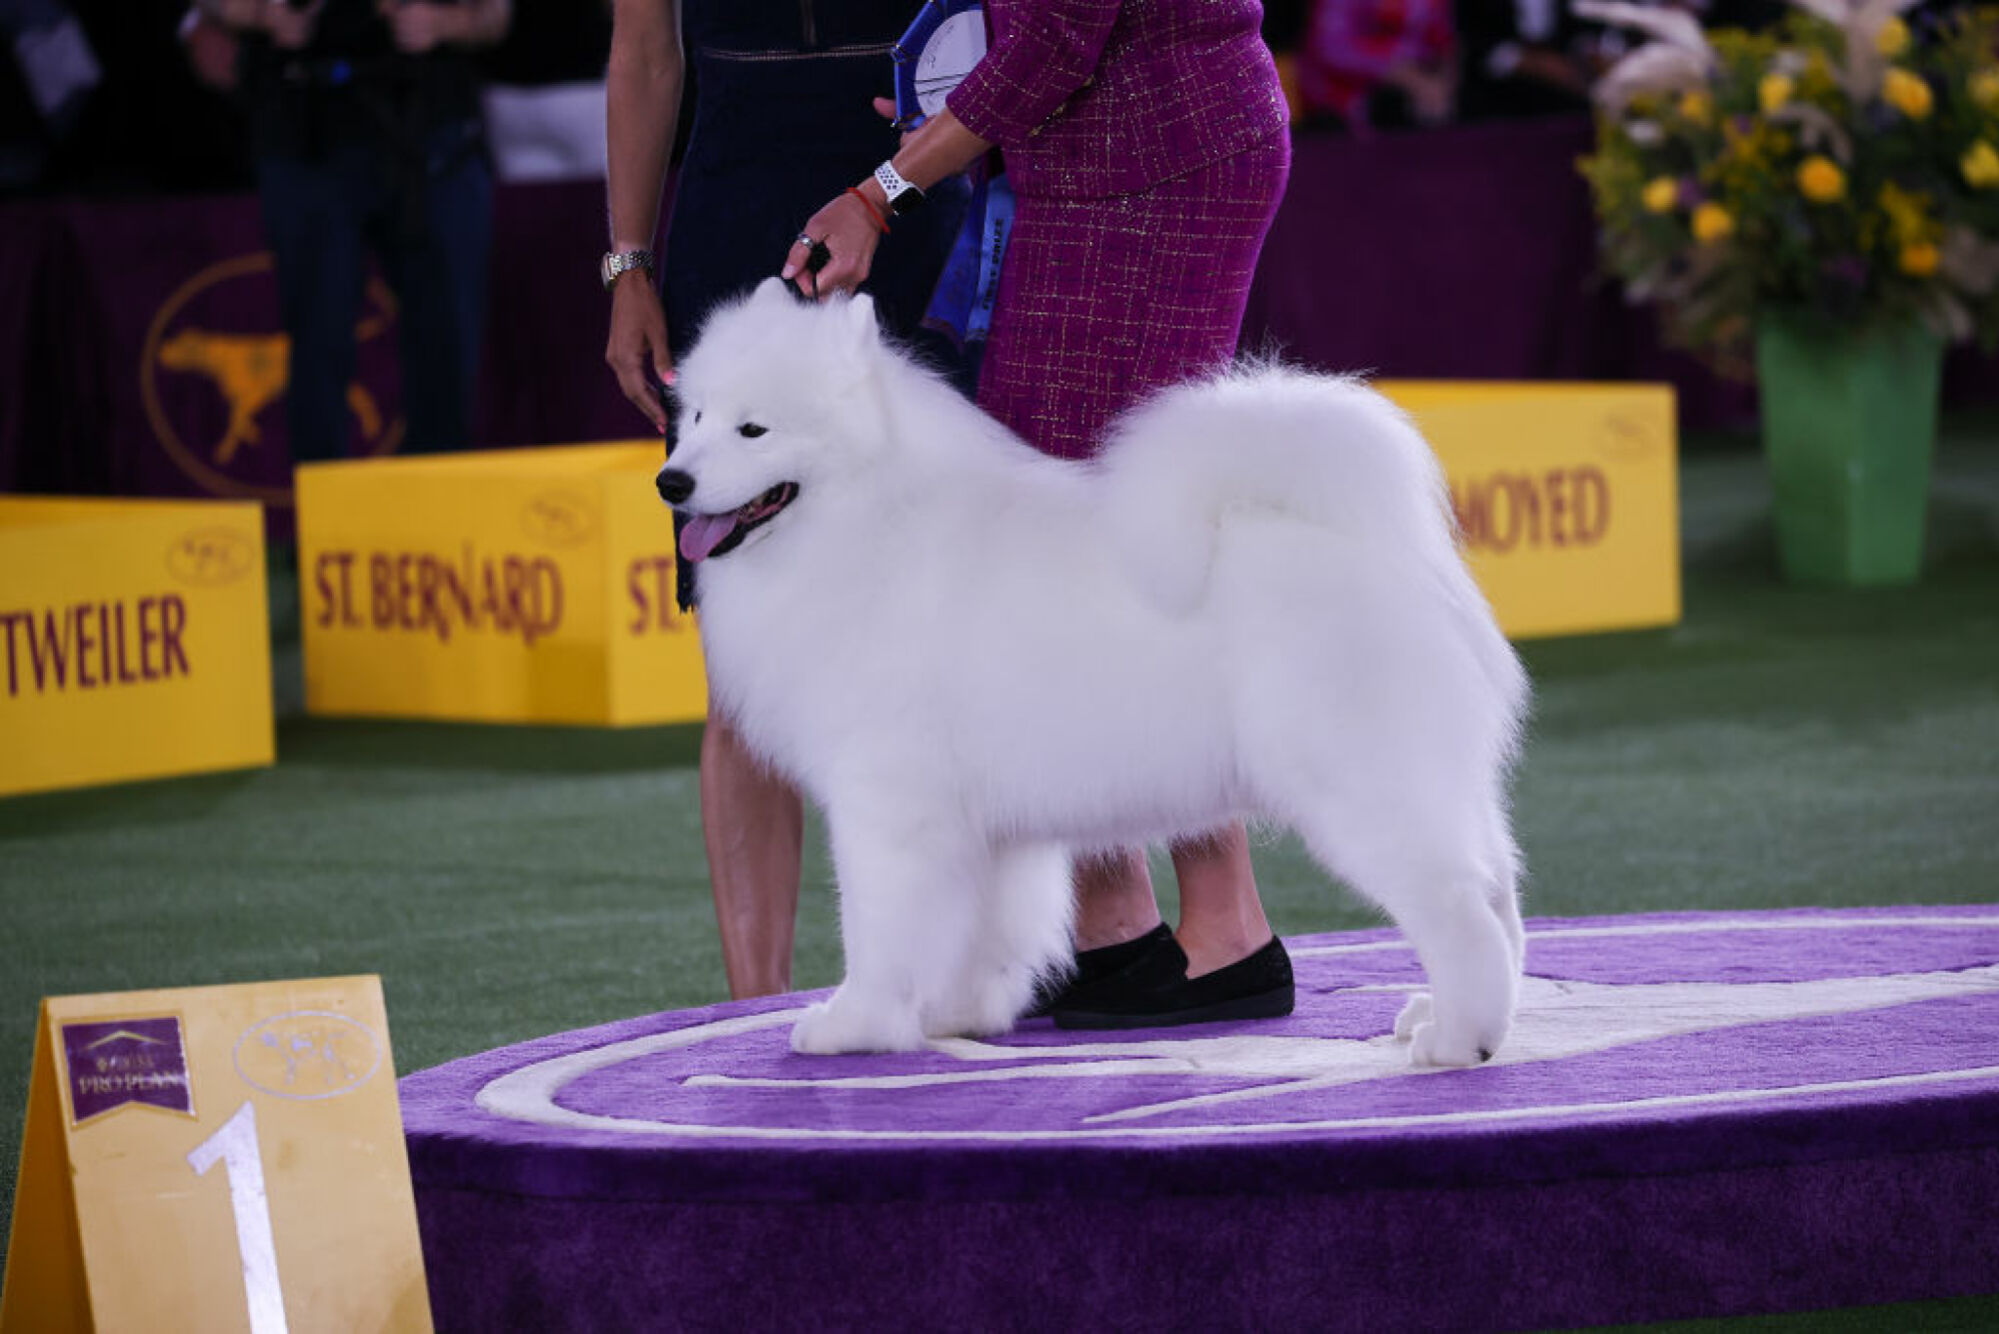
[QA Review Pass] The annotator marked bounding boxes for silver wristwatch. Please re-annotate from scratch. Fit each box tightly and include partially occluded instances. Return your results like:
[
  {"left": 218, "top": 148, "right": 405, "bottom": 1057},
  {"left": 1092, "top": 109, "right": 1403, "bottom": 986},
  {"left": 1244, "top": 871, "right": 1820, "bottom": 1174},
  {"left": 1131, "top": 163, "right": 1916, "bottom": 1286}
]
[{"left": 600, "top": 249, "right": 656, "bottom": 291}]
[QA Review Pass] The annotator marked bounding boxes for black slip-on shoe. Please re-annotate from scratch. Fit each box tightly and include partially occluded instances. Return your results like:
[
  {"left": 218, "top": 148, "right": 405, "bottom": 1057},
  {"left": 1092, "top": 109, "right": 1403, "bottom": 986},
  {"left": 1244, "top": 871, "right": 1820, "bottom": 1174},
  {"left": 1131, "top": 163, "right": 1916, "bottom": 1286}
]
[
  {"left": 1021, "top": 922, "right": 1176, "bottom": 1019},
  {"left": 1051, "top": 934, "right": 1294, "bottom": 1030}
]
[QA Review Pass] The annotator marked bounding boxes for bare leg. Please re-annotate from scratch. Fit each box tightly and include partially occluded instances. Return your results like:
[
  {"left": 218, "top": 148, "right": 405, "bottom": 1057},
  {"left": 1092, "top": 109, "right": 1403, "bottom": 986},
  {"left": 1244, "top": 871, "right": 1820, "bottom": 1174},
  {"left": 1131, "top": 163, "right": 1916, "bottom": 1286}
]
[
  {"left": 1070, "top": 848, "right": 1162, "bottom": 951},
  {"left": 700, "top": 712, "right": 803, "bottom": 999},
  {"left": 1170, "top": 823, "right": 1271, "bottom": 978}
]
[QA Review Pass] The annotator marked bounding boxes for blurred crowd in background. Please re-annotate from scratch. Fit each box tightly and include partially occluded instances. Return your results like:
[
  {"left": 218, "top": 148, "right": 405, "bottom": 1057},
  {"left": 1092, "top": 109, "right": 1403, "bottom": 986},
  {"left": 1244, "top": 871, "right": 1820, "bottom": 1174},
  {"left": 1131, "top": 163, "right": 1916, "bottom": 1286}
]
[
  {"left": 0, "top": 0, "right": 610, "bottom": 196},
  {"left": 6, "top": 0, "right": 1935, "bottom": 201}
]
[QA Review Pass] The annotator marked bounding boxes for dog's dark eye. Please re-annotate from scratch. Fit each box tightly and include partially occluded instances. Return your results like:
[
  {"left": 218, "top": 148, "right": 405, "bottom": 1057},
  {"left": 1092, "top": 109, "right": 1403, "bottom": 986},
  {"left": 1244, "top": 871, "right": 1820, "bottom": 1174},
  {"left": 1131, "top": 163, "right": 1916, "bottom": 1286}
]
[{"left": 738, "top": 422, "right": 768, "bottom": 438}]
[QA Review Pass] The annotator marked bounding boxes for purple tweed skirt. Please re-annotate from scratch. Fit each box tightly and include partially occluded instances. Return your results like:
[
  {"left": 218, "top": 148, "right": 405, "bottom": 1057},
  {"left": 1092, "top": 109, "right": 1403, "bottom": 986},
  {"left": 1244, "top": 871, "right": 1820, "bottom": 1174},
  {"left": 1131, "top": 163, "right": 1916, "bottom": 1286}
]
[{"left": 978, "top": 133, "right": 1292, "bottom": 460}]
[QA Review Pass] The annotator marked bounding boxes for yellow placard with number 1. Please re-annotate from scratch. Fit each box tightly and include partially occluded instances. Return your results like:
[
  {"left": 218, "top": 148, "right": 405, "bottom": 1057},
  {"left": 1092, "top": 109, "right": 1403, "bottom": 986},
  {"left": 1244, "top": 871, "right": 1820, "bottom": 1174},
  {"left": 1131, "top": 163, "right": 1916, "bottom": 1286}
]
[{"left": 1, "top": 977, "right": 431, "bottom": 1332}]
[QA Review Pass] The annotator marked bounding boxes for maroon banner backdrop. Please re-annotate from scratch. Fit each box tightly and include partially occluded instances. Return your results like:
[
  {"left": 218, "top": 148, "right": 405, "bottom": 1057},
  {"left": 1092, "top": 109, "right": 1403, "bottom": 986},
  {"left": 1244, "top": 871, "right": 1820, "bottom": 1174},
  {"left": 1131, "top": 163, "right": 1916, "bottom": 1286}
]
[
  {"left": 1, "top": 116, "right": 1991, "bottom": 522},
  {"left": 1245, "top": 118, "right": 1760, "bottom": 427},
  {"left": 0, "top": 181, "right": 643, "bottom": 518},
  {"left": 1259, "top": 119, "right": 1995, "bottom": 419},
  {"left": 0, "top": 204, "right": 78, "bottom": 497}
]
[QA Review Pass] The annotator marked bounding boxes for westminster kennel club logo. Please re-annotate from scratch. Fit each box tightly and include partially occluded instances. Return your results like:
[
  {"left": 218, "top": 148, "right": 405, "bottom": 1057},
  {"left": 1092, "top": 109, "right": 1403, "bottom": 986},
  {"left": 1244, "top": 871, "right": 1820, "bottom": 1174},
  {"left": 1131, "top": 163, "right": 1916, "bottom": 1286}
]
[
  {"left": 233, "top": 1010, "right": 383, "bottom": 1101},
  {"left": 467, "top": 910, "right": 1999, "bottom": 1143},
  {"left": 141, "top": 253, "right": 405, "bottom": 505}
]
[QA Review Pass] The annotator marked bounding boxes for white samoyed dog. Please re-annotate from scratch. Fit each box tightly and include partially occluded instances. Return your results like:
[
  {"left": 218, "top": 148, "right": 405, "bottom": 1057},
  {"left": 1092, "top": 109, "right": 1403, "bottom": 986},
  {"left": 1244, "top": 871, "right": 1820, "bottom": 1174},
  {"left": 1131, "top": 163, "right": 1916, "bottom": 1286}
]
[{"left": 662, "top": 279, "right": 1530, "bottom": 1066}]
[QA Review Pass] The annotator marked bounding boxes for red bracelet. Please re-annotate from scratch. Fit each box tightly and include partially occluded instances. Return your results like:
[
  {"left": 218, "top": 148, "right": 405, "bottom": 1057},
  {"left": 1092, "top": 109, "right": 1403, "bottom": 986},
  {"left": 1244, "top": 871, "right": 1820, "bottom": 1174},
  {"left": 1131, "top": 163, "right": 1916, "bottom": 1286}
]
[{"left": 845, "top": 186, "right": 892, "bottom": 234}]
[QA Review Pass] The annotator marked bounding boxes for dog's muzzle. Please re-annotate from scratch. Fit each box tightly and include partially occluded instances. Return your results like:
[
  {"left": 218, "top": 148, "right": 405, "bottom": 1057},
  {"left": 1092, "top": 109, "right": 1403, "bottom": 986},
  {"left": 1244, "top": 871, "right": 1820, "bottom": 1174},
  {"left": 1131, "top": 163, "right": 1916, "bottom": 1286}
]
[
  {"left": 667, "top": 480, "right": 802, "bottom": 564},
  {"left": 657, "top": 468, "right": 694, "bottom": 505}
]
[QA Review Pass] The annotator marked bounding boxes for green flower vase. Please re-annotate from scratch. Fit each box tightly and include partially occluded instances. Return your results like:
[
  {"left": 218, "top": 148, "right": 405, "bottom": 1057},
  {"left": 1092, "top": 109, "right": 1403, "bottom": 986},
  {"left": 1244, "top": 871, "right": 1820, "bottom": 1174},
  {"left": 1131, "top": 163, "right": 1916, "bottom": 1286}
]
[{"left": 1753, "top": 312, "right": 1944, "bottom": 587}]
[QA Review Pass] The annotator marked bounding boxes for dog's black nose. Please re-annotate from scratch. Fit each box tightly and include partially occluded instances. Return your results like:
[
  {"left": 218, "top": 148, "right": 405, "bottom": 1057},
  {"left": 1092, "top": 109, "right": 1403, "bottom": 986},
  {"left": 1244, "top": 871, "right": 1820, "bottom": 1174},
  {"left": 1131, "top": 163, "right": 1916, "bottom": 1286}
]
[{"left": 657, "top": 468, "right": 694, "bottom": 505}]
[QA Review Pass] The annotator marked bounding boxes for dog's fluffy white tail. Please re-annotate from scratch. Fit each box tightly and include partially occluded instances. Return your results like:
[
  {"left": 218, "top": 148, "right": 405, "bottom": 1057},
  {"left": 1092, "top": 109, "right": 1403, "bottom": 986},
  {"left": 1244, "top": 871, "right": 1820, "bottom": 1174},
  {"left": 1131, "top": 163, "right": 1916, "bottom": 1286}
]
[
  {"left": 1096, "top": 365, "right": 1528, "bottom": 728},
  {"left": 1097, "top": 368, "right": 1453, "bottom": 604}
]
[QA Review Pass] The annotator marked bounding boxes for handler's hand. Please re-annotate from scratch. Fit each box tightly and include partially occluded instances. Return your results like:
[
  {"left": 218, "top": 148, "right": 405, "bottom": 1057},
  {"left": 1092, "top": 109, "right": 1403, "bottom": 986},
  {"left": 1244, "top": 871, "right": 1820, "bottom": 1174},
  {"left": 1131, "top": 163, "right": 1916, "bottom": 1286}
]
[
  {"left": 782, "top": 191, "right": 882, "bottom": 299},
  {"left": 606, "top": 277, "right": 673, "bottom": 435},
  {"left": 873, "top": 96, "right": 915, "bottom": 147}
]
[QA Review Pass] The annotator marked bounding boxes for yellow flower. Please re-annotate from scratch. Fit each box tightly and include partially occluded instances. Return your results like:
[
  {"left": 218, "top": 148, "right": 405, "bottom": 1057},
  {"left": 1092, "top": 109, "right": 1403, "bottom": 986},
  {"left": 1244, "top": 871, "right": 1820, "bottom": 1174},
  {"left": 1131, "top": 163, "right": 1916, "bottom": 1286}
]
[
  {"left": 1881, "top": 67, "right": 1933, "bottom": 119},
  {"left": 1692, "top": 202, "right": 1734, "bottom": 243},
  {"left": 1965, "top": 140, "right": 1999, "bottom": 189},
  {"left": 1797, "top": 156, "right": 1846, "bottom": 203},
  {"left": 1972, "top": 69, "right": 1999, "bottom": 115},
  {"left": 1642, "top": 177, "right": 1680, "bottom": 213},
  {"left": 1898, "top": 242, "right": 1940, "bottom": 277},
  {"left": 1876, "top": 183, "right": 1933, "bottom": 252},
  {"left": 1799, "top": 54, "right": 1839, "bottom": 104},
  {"left": 1758, "top": 72, "right": 1794, "bottom": 114},
  {"left": 1678, "top": 89, "right": 1713, "bottom": 125},
  {"left": 1874, "top": 17, "right": 1910, "bottom": 58}
]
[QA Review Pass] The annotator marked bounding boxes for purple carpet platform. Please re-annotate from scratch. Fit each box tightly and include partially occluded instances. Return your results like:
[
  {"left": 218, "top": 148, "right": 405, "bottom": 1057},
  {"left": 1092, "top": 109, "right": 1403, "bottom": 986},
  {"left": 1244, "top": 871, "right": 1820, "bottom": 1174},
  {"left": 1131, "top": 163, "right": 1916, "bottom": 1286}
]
[{"left": 399, "top": 907, "right": 1999, "bottom": 1330}]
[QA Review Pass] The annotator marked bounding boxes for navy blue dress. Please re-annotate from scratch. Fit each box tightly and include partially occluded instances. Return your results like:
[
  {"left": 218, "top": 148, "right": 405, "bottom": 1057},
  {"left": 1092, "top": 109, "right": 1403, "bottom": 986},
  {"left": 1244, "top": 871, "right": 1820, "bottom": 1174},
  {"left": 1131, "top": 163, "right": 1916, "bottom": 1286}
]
[
  {"left": 663, "top": 2, "right": 965, "bottom": 607},
  {"left": 664, "top": 1, "right": 966, "bottom": 359}
]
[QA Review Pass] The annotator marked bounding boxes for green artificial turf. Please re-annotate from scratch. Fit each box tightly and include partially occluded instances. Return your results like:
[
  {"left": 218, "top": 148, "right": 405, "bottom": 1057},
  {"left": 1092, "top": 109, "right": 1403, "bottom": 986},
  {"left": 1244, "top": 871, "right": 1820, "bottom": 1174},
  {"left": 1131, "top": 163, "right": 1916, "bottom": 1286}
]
[{"left": 3, "top": 416, "right": 1996, "bottom": 1328}]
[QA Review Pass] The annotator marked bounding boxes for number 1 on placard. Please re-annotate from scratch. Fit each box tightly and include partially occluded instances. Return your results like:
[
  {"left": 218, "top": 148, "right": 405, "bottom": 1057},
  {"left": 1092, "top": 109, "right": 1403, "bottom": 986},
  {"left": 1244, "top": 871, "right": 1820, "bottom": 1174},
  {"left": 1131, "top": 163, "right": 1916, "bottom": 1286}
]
[{"left": 187, "top": 1101, "right": 291, "bottom": 1334}]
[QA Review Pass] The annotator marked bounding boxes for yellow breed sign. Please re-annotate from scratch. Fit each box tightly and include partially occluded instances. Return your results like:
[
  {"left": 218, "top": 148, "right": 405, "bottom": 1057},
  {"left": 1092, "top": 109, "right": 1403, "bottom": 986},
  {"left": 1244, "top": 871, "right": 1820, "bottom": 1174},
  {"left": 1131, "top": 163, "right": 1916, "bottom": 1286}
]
[
  {"left": 0, "top": 498, "right": 274, "bottom": 797},
  {"left": 0, "top": 977, "right": 431, "bottom": 1333},
  {"left": 296, "top": 387, "right": 1675, "bottom": 729},
  {"left": 297, "top": 442, "right": 701, "bottom": 725},
  {"left": 1384, "top": 382, "right": 1680, "bottom": 639}
]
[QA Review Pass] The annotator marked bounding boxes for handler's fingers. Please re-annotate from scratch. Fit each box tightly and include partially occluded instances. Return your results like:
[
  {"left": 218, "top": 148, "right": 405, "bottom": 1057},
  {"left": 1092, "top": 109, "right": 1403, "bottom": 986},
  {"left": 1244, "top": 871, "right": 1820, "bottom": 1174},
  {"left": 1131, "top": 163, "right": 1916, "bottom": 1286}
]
[
  {"left": 619, "top": 364, "right": 668, "bottom": 434},
  {"left": 607, "top": 290, "right": 673, "bottom": 432},
  {"left": 784, "top": 242, "right": 842, "bottom": 300},
  {"left": 819, "top": 252, "right": 871, "bottom": 298},
  {"left": 791, "top": 253, "right": 863, "bottom": 300},
  {"left": 781, "top": 237, "right": 812, "bottom": 289},
  {"left": 781, "top": 235, "right": 831, "bottom": 285},
  {"left": 607, "top": 340, "right": 669, "bottom": 434},
  {"left": 645, "top": 342, "right": 677, "bottom": 417},
  {"left": 874, "top": 96, "right": 919, "bottom": 145}
]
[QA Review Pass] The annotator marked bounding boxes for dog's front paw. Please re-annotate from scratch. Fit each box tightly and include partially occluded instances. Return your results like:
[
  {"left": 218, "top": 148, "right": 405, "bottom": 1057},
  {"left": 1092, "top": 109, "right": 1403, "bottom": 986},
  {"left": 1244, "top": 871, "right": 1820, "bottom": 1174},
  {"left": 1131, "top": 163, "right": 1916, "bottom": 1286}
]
[
  {"left": 1400, "top": 991, "right": 1506, "bottom": 1068},
  {"left": 790, "top": 993, "right": 927, "bottom": 1055},
  {"left": 1404, "top": 1019, "right": 1496, "bottom": 1068},
  {"left": 1392, "top": 993, "right": 1433, "bottom": 1043},
  {"left": 922, "top": 971, "right": 1034, "bottom": 1041}
]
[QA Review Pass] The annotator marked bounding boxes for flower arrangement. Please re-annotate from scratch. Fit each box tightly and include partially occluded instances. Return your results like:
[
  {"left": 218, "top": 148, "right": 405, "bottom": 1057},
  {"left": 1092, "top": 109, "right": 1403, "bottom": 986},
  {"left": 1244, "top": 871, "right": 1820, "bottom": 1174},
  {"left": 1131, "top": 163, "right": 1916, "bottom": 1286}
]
[{"left": 1576, "top": 0, "right": 1999, "bottom": 367}]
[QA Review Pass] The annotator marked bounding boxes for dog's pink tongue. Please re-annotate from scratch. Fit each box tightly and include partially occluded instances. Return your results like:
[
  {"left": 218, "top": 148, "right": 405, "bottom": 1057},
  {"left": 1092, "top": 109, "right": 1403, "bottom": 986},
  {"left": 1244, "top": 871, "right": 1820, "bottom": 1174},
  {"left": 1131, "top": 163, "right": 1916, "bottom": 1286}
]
[{"left": 679, "top": 514, "right": 738, "bottom": 564}]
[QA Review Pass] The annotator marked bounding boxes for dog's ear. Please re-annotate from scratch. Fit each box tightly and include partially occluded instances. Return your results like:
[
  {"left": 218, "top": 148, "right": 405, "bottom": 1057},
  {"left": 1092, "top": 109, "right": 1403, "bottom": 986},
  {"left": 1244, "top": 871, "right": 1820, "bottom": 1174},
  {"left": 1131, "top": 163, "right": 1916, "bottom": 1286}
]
[
  {"left": 841, "top": 292, "right": 879, "bottom": 347},
  {"left": 751, "top": 276, "right": 793, "bottom": 306}
]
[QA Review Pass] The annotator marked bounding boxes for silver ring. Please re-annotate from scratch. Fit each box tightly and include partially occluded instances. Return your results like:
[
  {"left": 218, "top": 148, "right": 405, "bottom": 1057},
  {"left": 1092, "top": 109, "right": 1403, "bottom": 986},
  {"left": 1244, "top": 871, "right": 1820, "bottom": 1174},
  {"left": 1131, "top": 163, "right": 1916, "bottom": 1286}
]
[{"left": 795, "top": 232, "right": 816, "bottom": 248}]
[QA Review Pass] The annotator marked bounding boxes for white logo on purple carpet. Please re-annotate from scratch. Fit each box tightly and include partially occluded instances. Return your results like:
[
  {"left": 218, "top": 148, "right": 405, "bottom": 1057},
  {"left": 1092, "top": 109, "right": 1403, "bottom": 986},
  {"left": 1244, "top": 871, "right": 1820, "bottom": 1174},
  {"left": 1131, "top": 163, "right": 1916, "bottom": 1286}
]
[{"left": 463, "top": 910, "right": 1999, "bottom": 1143}]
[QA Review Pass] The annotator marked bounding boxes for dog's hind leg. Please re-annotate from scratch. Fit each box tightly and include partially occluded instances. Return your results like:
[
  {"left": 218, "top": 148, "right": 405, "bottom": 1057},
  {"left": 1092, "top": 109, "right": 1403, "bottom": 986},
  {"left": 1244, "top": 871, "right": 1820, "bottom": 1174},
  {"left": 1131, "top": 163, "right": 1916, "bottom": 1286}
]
[
  {"left": 923, "top": 842, "right": 1075, "bottom": 1039},
  {"left": 1487, "top": 821, "right": 1527, "bottom": 977},
  {"left": 1391, "top": 827, "right": 1524, "bottom": 1050},
  {"left": 791, "top": 805, "right": 984, "bottom": 1055},
  {"left": 1299, "top": 808, "right": 1520, "bottom": 1068}
]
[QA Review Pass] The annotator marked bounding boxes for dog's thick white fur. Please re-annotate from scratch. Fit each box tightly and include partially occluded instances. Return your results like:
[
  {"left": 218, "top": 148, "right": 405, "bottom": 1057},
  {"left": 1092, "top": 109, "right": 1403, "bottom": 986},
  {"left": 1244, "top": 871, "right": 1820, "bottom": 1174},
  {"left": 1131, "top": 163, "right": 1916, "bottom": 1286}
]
[{"left": 665, "top": 279, "right": 1531, "bottom": 1066}]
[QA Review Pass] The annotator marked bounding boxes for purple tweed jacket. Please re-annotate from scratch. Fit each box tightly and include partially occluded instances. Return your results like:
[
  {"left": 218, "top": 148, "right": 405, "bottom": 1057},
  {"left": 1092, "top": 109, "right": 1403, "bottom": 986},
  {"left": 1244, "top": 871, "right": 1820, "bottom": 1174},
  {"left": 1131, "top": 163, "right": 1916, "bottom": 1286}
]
[{"left": 945, "top": 0, "right": 1288, "bottom": 199}]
